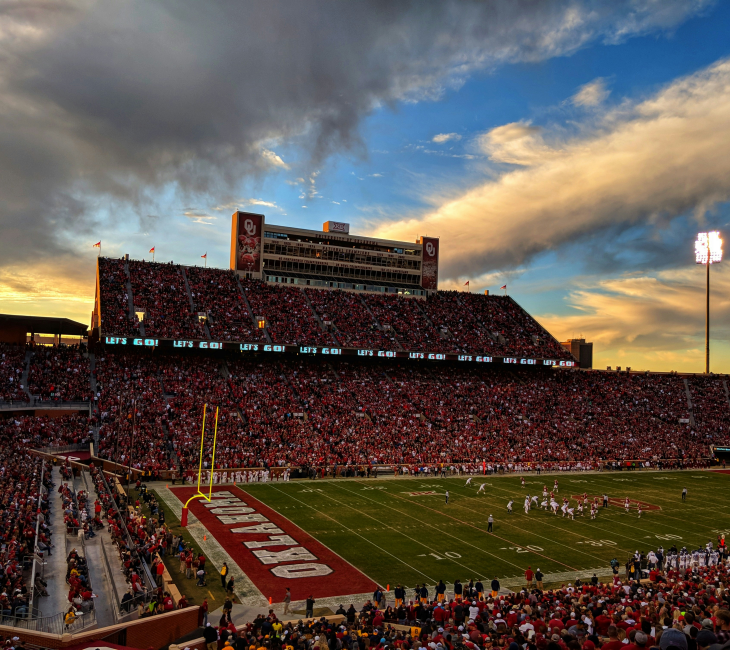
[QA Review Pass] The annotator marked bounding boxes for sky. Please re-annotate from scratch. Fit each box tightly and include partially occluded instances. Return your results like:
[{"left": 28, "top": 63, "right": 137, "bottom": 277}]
[{"left": 2, "top": 0, "right": 730, "bottom": 372}]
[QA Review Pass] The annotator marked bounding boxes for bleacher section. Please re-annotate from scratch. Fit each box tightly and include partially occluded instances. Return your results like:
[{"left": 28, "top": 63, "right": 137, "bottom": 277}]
[
  {"left": 89, "top": 353, "right": 727, "bottom": 473},
  {"left": 96, "top": 258, "right": 575, "bottom": 361},
  {"left": 0, "top": 342, "right": 29, "bottom": 402}
]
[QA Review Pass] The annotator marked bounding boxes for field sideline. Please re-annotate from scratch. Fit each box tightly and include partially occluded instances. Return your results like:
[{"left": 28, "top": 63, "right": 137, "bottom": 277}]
[{"left": 232, "top": 470, "right": 730, "bottom": 590}]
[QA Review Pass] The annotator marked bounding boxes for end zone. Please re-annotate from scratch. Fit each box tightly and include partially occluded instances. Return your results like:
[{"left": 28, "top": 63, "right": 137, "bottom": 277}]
[{"left": 170, "top": 485, "right": 378, "bottom": 602}]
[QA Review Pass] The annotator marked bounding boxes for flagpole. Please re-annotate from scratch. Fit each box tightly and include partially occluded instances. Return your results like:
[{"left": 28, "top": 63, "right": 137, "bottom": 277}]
[{"left": 153, "top": 249, "right": 155, "bottom": 263}]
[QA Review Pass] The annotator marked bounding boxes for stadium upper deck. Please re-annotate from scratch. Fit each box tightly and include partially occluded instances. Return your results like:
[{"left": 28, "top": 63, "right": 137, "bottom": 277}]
[{"left": 94, "top": 256, "right": 575, "bottom": 365}]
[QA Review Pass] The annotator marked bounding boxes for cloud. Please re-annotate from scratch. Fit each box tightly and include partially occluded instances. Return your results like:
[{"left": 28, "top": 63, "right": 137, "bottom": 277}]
[
  {"left": 375, "top": 57, "right": 730, "bottom": 281},
  {"left": 260, "top": 149, "right": 289, "bottom": 170},
  {"left": 571, "top": 77, "right": 610, "bottom": 106},
  {"left": 183, "top": 210, "right": 216, "bottom": 224},
  {"left": 537, "top": 264, "right": 730, "bottom": 371},
  {"left": 432, "top": 133, "right": 462, "bottom": 144},
  {"left": 0, "top": 0, "right": 712, "bottom": 277}
]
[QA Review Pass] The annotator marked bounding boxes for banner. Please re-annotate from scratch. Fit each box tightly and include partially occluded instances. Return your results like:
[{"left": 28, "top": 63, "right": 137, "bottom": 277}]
[
  {"left": 232, "top": 212, "right": 263, "bottom": 272},
  {"left": 420, "top": 236, "right": 439, "bottom": 290}
]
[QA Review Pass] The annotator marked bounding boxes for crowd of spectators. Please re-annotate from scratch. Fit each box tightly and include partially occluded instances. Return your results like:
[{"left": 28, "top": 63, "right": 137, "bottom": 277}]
[
  {"left": 689, "top": 377, "right": 730, "bottom": 440},
  {"left": 458, "top": 293, "right": 570, "bottom": 360},
  {"left": 89, "top": 465, "right": 154, "bottom": 599},
  {"left": 28, "top": 345, "right": 91, "bottom": 402},
  {"left": 0, "top": 343, "right": 27, "bottom": 403},
  {"left": 0, "top": 436, "right": 52, "bottom": 618},
  {"left": 186, "top": 267, "right": 265, "bottom": 343},
  {"left": 305, "top": 289, "right": 392, "bottom": 349},
  {"left": 99, "top": 261, "right": 576, "bottom": 360},
  {"left": 90, "top": 347, "right": 729, "bottom": 475},
  {"left": 128, "top": 261, "right": 205, "bottom": 339},
  {"left": 244, "top": 279, "right": 331, "bottom": 346},
  {"left": 361, "top": 294, "right": 445, "bottom": 352},
  {"left": 98, "top": 258, "right": 135, "bottom": 337},
  {"left": 200, "top": 555, "right": 730, "bottom": 650},
  {"left": 0, "top": 414, "right": 89, "bottom": 449}
]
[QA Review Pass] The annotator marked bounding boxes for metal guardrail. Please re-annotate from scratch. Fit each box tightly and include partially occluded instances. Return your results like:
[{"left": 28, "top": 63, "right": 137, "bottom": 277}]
[
  {"left": 35, "top": 443, "right": 89, "bottom": 454},
  {"left": 95, "top": 469, "right": 156, "bottom": 592},
  {"left": 29, "top": 460, "right": 46, "bottom": 610},
  {"left": 0, "top": 608, "right": 97, "bottom": 635}
]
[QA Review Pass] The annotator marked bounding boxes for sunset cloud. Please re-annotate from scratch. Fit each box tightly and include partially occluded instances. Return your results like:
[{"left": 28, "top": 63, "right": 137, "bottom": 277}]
[
  {"left": 375, "top": 57, "right": 730, "bottom": 281},
  {"left": 537, "top": 264, "right": 730, "bottom": 372}
]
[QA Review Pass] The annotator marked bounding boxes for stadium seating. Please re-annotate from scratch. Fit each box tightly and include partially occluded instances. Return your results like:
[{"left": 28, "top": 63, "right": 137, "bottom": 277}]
[
  {"left": 28, "top": 345, "right": 91, "bottom": 402},
  {"left": 197, "top": 565, "right": 730, "bottom": 650},
  {"left": 88, "top": 348, "right": 728, "bottom": 473},
  {"left": 304, "top": 288, "right": 392, "bottom": 349},
  {"left": 128, "top": 261, "right": 205, "bottom": 339},
  {"left": 243, "top": 279, "right": 331, "bottom": 346},
  {"left": 688, "top": 375, "right": 730, "bottom": 437},
  {"left": 98, "top": 258, "right": 135, "bottom": 337},
  {"left": 0, "top": 342, "right": 28, "bottom": 402},
  {"left": 99, "top": 259, "right": 576, "bottom": 359},
  {"left": 185, "top": 267, "right": 265, "bottom": 342},
  {"left": 361, "top": 293, "right": 446, "bottom": 352}
]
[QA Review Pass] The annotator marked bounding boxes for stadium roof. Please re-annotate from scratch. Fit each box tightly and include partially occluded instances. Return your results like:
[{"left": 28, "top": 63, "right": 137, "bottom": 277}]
[{"left": 0, "top": 313, "right": 88, "bottom": 336}]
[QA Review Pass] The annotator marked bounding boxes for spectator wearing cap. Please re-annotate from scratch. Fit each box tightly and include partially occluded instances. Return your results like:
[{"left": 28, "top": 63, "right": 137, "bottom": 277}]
[{"left": 659, "top": 628, "right": 688, "bottom": 650}]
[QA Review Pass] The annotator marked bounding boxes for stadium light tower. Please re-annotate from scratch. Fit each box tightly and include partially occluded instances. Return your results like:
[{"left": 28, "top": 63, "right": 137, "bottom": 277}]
[{"left": 695, "top": 231, "right": 723, "bottom": 374}]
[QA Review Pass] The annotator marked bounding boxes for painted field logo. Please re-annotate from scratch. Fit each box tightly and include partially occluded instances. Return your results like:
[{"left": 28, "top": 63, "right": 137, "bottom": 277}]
[
  {"left": 571, "top": 495, "right": 661, "bottom": 511},
  {"left": 404, "top": 491, "right": 438, "bottom": 497},
  {"left": 171, "top": 486, "right": 377, "bottom": 602}
]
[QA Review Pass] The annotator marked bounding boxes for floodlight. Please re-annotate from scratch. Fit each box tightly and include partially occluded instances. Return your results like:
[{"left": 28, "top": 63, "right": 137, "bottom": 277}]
[
  {"left": 695, "top": 231, "right": 723, "bottom": 264},
  {"left": 695, "top": 231, "right": 722, "bottom": 374}
]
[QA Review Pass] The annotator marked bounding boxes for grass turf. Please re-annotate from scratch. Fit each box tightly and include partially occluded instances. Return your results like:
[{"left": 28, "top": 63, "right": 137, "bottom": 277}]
[{"left": 231, "top": 470, "right": 730, "bottom": 590}]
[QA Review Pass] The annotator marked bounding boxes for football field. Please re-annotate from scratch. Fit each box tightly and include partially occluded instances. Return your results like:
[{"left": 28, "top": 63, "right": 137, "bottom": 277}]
[{"left": 234, "top": 470, "right": 730, "bottom": 590}]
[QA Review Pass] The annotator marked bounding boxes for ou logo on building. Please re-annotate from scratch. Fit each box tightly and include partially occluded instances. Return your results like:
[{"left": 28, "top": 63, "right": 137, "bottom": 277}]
[
  {"left": 425, "top": 242, "right": 436, "bottom": 257},
  {"left": 244, "top": 219, "right": 257, "bottom": 236}
]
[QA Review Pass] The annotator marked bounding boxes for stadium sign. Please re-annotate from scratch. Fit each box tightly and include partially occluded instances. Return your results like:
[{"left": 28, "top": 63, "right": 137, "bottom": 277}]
[{"left": 102, "top": 335, "right": 576, "bottom": 367}]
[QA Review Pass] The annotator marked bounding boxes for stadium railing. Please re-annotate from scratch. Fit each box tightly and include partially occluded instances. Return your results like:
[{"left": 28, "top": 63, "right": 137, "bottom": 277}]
[
  {"left": 97, "top": 469, "right": 157, "bottom": 592},
  {"left": 0, "top": 608, "right": 97, "bottom": 635}
]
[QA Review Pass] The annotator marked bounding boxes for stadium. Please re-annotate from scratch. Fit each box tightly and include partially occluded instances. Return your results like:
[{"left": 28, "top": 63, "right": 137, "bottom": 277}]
[{"left": 0, "top": 209, "right": 729, "bottom": 650}]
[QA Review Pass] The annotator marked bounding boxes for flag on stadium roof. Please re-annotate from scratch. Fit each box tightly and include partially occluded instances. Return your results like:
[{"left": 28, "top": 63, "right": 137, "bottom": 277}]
[
  {"left": 500, "top": 284, "right": 507, "bottom": 290},
  {"left": 93, "top": 241, "right": 101, "bottom": 248},
  {"left": 464, "top": 281, "right": 469, "bottom": 286},
  {"left": 201, "top": 252, "right": 207, "bottom": 258},
  {"left": 149, "top": 247, "right": 155, "bottom": 253}
]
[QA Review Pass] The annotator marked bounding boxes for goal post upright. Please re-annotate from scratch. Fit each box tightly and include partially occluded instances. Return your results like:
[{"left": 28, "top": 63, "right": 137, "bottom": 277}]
[{"left": 181, "top": 403, "right": 220, "bottom": 526}]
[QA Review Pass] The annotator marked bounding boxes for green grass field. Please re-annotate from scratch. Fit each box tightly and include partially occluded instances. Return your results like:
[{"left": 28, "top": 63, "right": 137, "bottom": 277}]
[{"left": 237, "top": 470, "right": 730, "bottom": 590}]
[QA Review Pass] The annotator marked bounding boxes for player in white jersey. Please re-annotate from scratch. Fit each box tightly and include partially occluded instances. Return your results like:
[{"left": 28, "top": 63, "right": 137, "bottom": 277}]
[
  {"left": 540, "top": 498, "right": 548, "bottom": 510},
  {"left": 542, "top": 485, "right": 548, "bottom": 498},
  {"left": 550, "top": 499, "right": 559, "bottom": 514},
  {"left": 566, "top": 504, "right": 575, "bottom": 520},
  {"left": 521, "top": 477, "right": 525, "bottom": 487},
  {"left": 590, "top": 503, "right": 597, "bottom": 519},
  {"left": 553, "top": 479, "right": 559, "bottom": 493},
  {"left": 577, "top": 502, "right": 584, "bottom": 517},
  {"left": 507, "top": 500, "right": 513, "bottom": 513},
  {"left": 561, "top": 502, "right": 569, "bottom": 517},
  {"left": 531, "top": 495, "right": 538, "bottom": 508},
  {"left": 637, "top": 505, "right": 642, "bottom": 519},
  {"left": 478, "top": 483, "right": 486, "bottom": 493},
  {"left": 465, "top": 477, "right": 473, "bottom": 486},
  {"left": 524, "top": 497, "right": 530, "bottom": 514}
]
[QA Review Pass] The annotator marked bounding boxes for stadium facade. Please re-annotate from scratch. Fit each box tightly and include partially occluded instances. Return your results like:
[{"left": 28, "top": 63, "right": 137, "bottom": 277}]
[{"left": 230, "top": 210, "right": 439, "bottom": 296}]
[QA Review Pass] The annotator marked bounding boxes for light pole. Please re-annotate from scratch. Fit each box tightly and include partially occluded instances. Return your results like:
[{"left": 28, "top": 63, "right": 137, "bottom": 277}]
[{"left": 695, "top": 232, "right": 723, "bottom": 374}]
